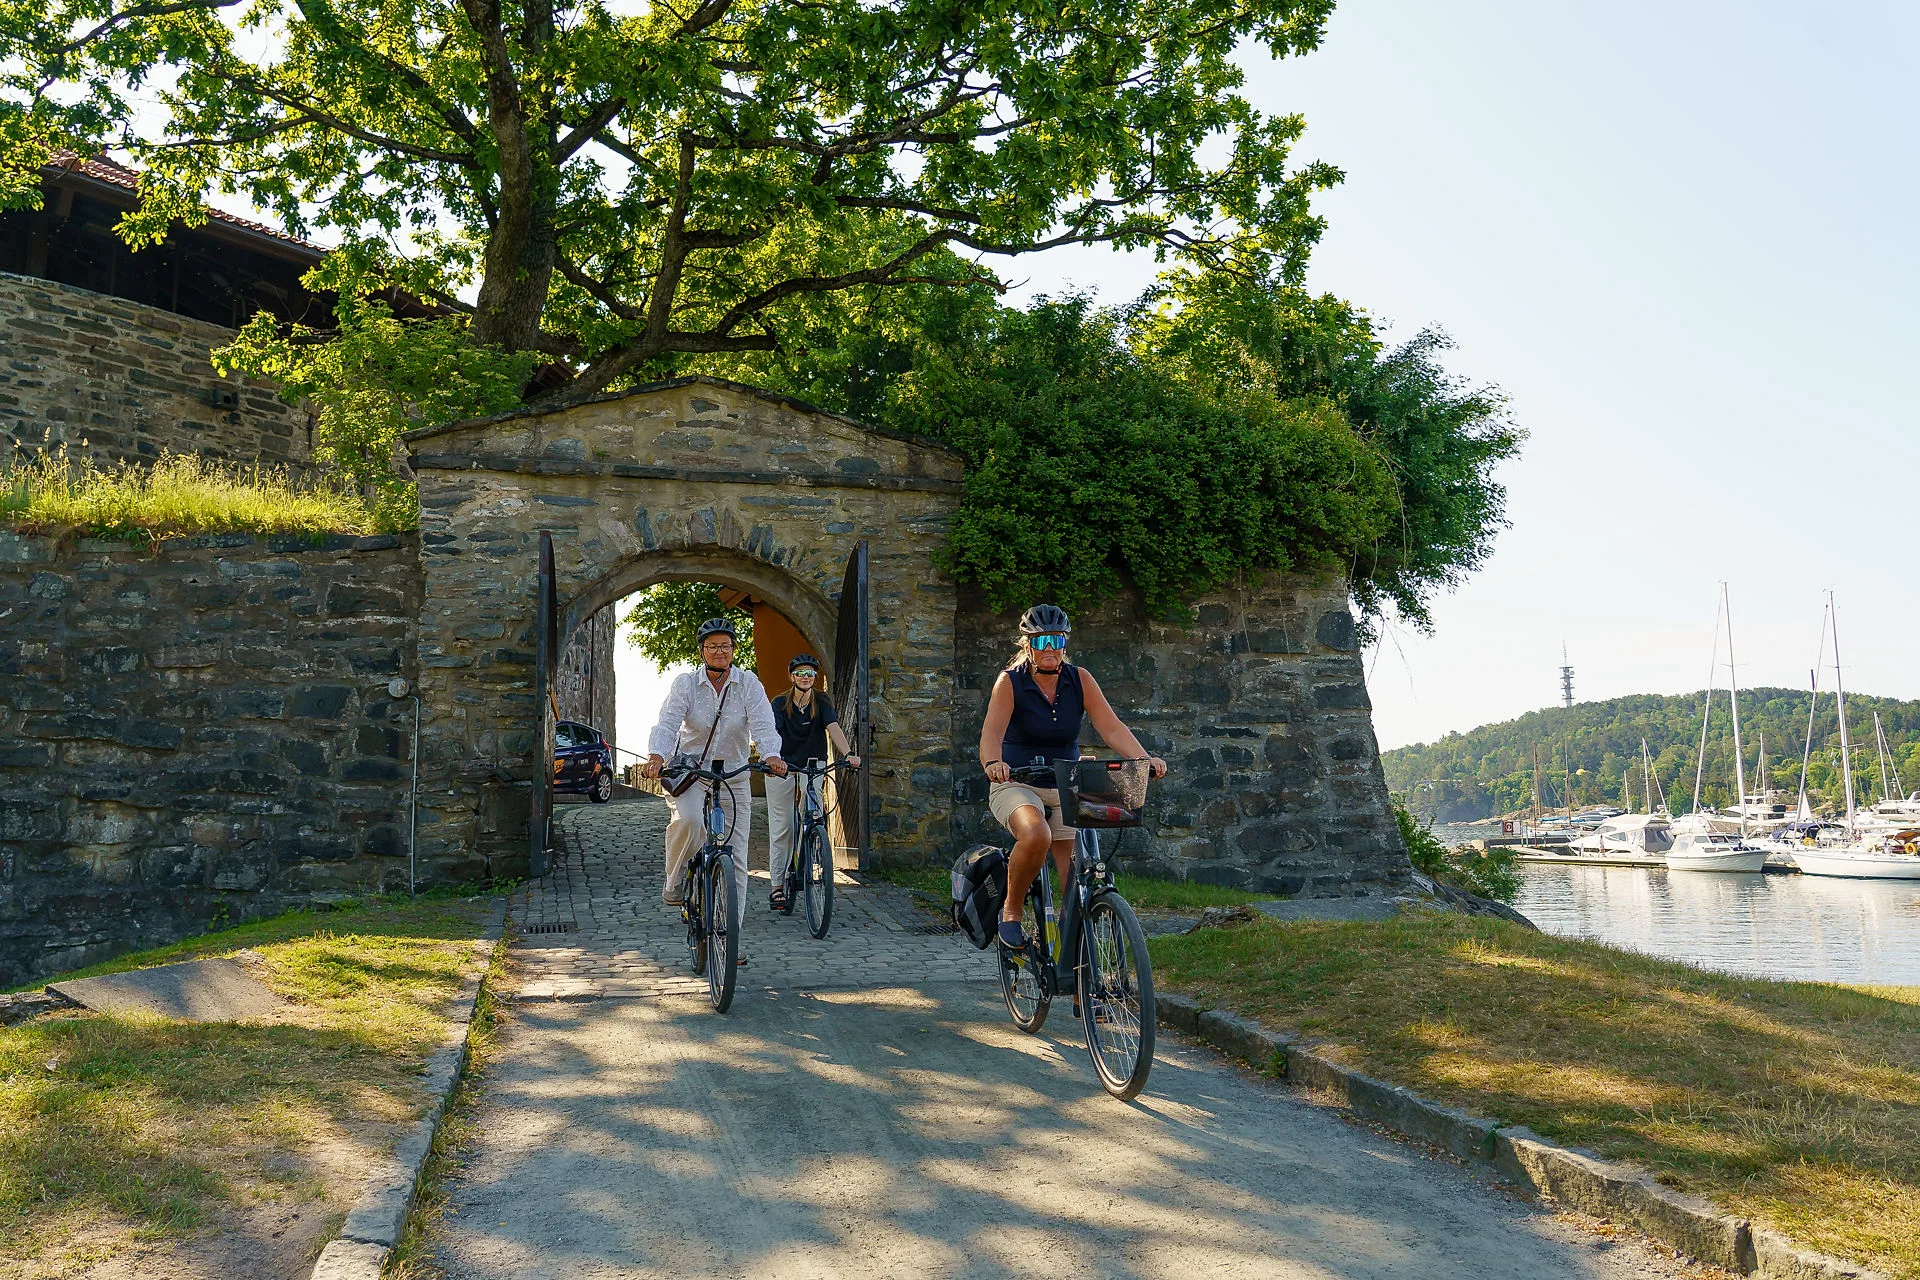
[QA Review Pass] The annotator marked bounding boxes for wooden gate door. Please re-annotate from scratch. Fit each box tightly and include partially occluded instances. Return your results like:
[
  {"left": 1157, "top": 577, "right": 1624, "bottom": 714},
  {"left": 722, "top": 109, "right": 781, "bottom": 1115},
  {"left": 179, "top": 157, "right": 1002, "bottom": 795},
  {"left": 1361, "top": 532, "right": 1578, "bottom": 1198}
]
[
  {"left": 829, "top": 541, "right": 870, "bottom": 869},
  {"left": 530, "top": 532, "right": 556, "bottom": 877}
]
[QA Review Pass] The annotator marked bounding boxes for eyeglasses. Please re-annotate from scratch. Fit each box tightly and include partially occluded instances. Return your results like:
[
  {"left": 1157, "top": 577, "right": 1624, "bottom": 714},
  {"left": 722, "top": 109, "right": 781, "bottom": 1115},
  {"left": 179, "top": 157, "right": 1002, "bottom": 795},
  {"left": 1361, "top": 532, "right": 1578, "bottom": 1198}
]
[
  {"left": 1030, "top": 633, "right": 1068, "bottom": 651},
  {"left": 791, "top": 668, "right": 818, "bottom": 680}
]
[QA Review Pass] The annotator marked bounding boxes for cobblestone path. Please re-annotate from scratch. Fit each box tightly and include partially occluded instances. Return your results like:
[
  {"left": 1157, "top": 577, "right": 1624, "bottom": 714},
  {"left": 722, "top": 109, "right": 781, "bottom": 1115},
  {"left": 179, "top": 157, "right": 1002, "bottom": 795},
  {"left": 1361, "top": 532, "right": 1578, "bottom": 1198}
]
[{"left": 510, "top": 796, "right": 995, "bottom": 1000}]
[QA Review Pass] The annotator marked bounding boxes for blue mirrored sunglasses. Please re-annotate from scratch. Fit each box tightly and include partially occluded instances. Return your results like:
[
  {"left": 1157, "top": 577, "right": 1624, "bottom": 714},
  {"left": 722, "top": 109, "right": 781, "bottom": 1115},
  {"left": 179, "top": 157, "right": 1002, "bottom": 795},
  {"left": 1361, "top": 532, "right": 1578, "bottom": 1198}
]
[{"left": 1030, "top": 633, "right": 1068, "bottom": 651}]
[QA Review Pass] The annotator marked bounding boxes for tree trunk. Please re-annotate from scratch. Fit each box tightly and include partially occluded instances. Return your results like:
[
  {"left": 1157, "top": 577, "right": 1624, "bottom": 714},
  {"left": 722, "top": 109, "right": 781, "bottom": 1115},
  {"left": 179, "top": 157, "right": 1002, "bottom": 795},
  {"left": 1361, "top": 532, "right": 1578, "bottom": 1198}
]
[{"left": 465, "top": 0, "right": 557, "bottom": 359}]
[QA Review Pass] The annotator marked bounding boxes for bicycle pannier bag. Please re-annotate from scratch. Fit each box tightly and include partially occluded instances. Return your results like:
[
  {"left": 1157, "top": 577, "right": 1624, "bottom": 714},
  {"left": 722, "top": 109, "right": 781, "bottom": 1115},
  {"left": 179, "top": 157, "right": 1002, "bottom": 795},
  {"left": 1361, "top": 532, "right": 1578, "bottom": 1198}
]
[
  {"left": 661, "top": 680, "right": 730, "bottom": 797},
  {"left": 950, "top": 845, "right": 1007, "bottom": 949},
  {"left": 1053, "top": 758, "right": 1150, "bottom": 829}
]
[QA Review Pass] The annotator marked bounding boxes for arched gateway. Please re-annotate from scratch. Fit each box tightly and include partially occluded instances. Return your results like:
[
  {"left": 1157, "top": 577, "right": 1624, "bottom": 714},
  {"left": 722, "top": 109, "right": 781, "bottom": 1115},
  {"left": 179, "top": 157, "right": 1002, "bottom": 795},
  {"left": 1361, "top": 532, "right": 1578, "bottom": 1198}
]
[
  {"left": 403, "top": 374, "right": 1409, "bottom": 898},
  {"left": 404, "top": 377, "right": 963, "bottom": 877}
]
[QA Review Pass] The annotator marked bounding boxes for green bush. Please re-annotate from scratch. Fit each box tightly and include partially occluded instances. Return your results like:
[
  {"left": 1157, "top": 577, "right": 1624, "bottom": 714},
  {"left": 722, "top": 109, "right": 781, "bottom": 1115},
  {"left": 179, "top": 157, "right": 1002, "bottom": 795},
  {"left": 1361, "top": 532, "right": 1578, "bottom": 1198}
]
[{"left": 1394, "top": 798, "right": 1520, "bottom": 902}]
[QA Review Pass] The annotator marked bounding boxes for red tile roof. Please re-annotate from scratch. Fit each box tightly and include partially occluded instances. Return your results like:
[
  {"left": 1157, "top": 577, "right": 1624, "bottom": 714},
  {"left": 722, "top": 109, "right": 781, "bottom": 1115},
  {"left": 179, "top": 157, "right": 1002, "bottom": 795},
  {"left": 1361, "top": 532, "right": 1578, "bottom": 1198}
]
[{"left": 45, "top": 152, "right": 323, "bottom": 260}]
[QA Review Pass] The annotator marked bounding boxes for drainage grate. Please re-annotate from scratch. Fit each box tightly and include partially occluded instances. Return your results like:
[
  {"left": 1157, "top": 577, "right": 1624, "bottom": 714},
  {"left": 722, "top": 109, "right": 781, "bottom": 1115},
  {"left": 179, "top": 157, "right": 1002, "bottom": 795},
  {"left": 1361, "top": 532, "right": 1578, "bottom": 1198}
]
[{"left": 521, "top": 920, "right": 580, "bottom": 935}]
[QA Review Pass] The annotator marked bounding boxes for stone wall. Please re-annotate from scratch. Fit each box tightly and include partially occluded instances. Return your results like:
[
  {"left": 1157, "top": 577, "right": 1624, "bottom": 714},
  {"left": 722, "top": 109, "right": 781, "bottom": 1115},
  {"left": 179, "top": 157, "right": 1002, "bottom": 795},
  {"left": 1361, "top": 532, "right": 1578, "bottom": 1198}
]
[
  {"left": 554, "top": 607, "right": 617, "bottom": 747},
  {"left": 406, "top": 376, "right": 963, "bottom": 877},
  {"left": 0, "top": 531, "right": 421, "bottom": 987},
  {"left": 950, "top": 575, "right": 1409, "bottom": 896},
  {"left": 0, "top": 271, "right": 310, "bottom": 471}
]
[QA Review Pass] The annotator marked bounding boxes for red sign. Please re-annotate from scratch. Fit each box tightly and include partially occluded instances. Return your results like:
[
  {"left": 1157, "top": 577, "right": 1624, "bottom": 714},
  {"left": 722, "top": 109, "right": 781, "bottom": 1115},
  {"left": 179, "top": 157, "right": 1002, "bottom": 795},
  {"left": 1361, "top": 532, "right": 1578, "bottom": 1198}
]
[{"left": 1501, "top": 820, "right": 1514, "bottom": 835}]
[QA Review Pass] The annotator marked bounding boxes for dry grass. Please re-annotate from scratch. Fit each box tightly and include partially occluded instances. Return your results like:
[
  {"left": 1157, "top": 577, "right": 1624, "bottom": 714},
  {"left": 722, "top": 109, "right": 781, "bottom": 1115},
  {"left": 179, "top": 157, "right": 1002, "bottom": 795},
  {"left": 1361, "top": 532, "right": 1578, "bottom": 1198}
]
[
  {"left": 0, "top": 445, "right": 405, "bottom": 541},
  {"left": 0, "top": 895, "right": 501, "bottom": 1269},
  {"left": 1151, "top": 914, "right": 1920, "bottom": 1278}
]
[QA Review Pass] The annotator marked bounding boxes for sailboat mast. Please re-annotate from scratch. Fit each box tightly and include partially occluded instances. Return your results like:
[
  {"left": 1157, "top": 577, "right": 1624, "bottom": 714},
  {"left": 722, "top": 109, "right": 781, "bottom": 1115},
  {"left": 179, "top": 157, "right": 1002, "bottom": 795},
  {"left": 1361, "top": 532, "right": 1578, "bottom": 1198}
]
[
  {"left": 1693, "top": 600, "right": 1722, "bottom": 814},
  {"left": 1725, "top": 584, "right": 1748, "bottom": 837},
  {"left": 1831, "top": 591, "right": 1857, "bottom": 832},
  {"left": 1642, "top": 738, "right": 1654, "bottom": 815},
  {"left": 1875, "top": 712, "right": 1894, "bottom": 805},
  {"left": 1796, "top": 596, "right": 1828, "bottom": 821}
]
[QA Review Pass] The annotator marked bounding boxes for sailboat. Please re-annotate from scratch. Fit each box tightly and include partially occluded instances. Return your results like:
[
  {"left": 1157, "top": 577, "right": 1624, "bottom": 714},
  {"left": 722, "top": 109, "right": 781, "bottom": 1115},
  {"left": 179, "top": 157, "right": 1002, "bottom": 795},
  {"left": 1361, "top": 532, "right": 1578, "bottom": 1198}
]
[
  {"left": 1791, "top": 593, "right": 1920, "bottom": 880},
  {"left": 1667, "top": 585, "right": 1765, "bottom": 872}
]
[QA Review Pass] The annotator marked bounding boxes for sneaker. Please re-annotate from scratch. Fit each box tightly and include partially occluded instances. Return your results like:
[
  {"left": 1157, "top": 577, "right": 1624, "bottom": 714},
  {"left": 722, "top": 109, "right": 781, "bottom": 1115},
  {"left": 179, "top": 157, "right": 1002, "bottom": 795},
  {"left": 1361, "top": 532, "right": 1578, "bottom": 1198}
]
[{"left": 996, "top": 920, "right": 1030, "bottom": 950}]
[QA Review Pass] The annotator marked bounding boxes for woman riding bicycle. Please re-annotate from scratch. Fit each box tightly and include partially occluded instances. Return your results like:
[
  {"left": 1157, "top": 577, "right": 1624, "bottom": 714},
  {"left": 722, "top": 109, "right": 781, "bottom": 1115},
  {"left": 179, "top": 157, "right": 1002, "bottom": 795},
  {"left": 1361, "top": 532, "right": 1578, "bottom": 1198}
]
[
  {"left": 978, "top": 604, "right": 1167, "bottom": 949},
  {"left": 766, "top": 652, "right": 860, "bottom": 912}
]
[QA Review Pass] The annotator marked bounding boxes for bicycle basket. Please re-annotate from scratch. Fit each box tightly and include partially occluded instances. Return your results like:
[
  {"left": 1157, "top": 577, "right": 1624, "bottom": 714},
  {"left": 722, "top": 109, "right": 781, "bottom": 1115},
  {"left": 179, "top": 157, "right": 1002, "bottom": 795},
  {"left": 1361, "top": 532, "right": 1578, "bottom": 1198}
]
[{"left": 1053, "top": 758, "right": 1150, "bottom": 829}]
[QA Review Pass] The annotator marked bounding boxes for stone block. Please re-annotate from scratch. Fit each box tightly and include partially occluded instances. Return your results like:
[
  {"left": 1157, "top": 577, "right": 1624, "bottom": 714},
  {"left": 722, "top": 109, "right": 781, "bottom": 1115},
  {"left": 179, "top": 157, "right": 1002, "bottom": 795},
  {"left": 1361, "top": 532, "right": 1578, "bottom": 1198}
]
[{"left": 289, "top": 684, "right": 353, "bottom": 718}]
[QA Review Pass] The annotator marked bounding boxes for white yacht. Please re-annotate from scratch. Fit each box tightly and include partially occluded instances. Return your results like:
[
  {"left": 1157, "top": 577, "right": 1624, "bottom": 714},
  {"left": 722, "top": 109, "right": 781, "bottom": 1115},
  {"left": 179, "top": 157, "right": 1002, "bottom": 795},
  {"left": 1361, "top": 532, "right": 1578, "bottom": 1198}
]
[
  {"left": 1516, "top": 813, "right": 1673, "bottom": 866},
  {"left": 1792, "top": 831, "right": 1920, "bottom": 880},
  {"left": 1791, "top": 594, "right": 1920, "bottom": 881},
  {"left": 1665, "top": 830, "right": 1766, "bottom": 873}
]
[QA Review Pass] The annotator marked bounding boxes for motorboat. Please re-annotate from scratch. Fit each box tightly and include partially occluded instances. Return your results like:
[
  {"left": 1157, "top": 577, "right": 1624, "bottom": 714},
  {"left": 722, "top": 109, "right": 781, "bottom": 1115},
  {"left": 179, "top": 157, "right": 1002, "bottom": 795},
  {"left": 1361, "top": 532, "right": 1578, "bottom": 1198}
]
[
  {"left": 1665, "top": 831, "right": 1766, "bottom": 873},
  {"left": 1518, "top": 813, "right": 1673, "bottom": 867}
]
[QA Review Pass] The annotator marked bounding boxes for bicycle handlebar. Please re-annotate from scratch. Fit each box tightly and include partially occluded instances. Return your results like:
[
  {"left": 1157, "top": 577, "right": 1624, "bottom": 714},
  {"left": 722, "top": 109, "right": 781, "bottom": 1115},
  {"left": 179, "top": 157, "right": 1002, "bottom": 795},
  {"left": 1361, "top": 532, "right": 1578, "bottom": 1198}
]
[
  {"left": 793, "top": 757, "right": 859, "bottom": 778},
  {"left": 676, "top": 760, "right": 771, "bottom": 784},
  {"left": 998, "top": 756, "right": 1156, "bottom": 787}
]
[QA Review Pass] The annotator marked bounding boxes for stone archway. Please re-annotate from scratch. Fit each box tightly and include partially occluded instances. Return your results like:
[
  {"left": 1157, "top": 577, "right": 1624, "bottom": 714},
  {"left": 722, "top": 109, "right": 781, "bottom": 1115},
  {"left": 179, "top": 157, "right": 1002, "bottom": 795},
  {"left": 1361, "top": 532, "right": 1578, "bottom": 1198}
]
[{"left": 403, "top": 376, "right": 963, "bottom": 878}]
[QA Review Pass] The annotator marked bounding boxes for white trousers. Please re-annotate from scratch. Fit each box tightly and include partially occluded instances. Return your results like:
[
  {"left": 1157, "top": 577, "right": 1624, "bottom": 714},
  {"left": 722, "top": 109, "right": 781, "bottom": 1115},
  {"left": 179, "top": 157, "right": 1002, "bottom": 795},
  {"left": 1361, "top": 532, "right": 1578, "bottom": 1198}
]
[
  {"left": 766, "top": 772, "right": 803, "bottom": 888},
  {"left": 664, "top": 779, "right": 752, "bottom": 931}
]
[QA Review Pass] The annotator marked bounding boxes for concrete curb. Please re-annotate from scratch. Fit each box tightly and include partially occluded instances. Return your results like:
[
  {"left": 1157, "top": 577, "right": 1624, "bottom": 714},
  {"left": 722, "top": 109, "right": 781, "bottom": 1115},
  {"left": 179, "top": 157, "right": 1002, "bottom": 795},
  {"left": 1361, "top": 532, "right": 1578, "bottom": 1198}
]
[
  {"left": 1158, "top": 992, "right": 1885, "bottom": 1280},
  {"left": 309, "top": 901, "right": 508, "bottom": 1280}
]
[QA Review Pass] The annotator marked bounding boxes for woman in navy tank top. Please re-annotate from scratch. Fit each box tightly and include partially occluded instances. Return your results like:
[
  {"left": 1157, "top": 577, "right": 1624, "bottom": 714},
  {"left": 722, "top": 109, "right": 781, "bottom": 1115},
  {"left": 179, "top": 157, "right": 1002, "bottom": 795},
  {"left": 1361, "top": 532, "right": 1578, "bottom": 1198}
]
[{"left": 977, "top": 604, "right": 1168, "bottom": 949}]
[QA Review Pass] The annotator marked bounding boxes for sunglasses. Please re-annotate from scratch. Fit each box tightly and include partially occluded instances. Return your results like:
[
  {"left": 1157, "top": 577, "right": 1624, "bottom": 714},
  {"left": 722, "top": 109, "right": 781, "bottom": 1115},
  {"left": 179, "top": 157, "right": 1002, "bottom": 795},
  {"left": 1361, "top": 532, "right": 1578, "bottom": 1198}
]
[
  {"left": 1030, "top": 633, "right": 1068, "bottom": 651},
  {"left": 791, "top": 668, "right": 818, "bottom": 679}
]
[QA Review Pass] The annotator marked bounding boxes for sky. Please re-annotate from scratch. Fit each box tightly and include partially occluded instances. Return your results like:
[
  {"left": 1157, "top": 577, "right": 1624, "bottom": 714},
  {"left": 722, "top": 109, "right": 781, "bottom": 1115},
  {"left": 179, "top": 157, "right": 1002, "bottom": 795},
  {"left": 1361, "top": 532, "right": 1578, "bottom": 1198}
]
[{"left": 995, "top": 1, "right": 1920, "bottom": 752}]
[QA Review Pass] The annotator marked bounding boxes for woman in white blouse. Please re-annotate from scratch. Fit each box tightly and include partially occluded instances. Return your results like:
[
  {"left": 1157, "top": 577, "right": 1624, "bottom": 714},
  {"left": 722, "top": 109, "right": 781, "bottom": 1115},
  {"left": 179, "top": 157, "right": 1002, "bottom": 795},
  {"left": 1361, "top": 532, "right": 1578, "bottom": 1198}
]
[{"left": 641, "top": 617, "right": 788, "bottom": 962}]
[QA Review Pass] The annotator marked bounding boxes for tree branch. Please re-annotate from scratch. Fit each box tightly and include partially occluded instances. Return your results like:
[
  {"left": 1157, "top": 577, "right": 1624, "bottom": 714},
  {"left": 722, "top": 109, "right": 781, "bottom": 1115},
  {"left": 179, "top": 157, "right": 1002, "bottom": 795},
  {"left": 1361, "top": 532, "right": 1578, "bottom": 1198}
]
[
  {"left": 556, "top": 97, "right": 625, "bottom": 162},
  {"left": 234, "top": 77, "right": 478, "bottom": 166}
]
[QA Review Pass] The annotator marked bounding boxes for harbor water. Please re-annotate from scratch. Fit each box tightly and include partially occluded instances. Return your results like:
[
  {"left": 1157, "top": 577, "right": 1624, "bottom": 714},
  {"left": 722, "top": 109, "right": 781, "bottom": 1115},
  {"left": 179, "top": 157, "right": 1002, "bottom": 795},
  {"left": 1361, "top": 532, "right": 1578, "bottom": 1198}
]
[{"left": 1437, "top": 825, "right": 1920, "bottom": 986}]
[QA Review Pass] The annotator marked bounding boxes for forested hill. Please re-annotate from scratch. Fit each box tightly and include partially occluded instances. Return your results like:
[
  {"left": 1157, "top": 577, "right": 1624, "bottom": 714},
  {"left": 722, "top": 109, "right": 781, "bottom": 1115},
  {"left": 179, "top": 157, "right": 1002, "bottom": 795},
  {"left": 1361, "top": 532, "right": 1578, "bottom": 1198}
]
[{"left": 1383, "top": 690, "right": 1920, "bottom": 821}]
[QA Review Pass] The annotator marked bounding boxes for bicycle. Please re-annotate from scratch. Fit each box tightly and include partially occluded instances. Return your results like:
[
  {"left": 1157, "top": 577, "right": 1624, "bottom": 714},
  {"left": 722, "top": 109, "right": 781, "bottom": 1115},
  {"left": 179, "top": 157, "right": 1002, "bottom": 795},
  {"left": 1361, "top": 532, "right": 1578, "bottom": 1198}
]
[
  {"left": 995, "top": 759, "right": 1158, "bottom": 1100},
  {"left": 672, "top": 758, "right": 767, "bottom": 1014},
  {"left": 775, "top": 757, "right": 855, "bottom": 939}
]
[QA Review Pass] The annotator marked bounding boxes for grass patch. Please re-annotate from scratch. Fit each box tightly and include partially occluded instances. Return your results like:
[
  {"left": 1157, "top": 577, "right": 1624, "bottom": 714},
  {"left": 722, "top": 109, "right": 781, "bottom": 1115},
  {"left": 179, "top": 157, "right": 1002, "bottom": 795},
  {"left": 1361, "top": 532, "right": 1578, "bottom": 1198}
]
[
  {"left": 0, "top": 893, "right": 501, "bottom": 1266},
  {"left": 1151, "top": 913, "right": 1920, "bottom": 1278},
  {"left": 0, "top": 445, "right": 412, "bottom": 542},
  {"left": 863, "top": 864, "right": 1270, "bottom": 911}
]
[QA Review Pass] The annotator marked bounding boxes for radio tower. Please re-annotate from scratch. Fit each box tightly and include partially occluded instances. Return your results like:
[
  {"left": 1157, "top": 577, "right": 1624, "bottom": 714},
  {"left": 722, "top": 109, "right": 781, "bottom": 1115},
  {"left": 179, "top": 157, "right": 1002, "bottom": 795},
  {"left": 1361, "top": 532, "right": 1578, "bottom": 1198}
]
[{"left": 1559, "top": 644, "right": 1575, "bottom": 709}]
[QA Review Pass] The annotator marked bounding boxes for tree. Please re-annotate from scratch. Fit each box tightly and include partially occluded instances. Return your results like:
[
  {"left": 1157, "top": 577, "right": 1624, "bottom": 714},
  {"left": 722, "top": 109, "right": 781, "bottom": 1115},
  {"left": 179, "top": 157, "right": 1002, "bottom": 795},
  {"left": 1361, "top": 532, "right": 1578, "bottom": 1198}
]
[
  {"left": 9, "top": 0, "right": 1341, "bottom": 403},
  {"left": 621, "top": 582, "right": 754, "bottom": 671}
]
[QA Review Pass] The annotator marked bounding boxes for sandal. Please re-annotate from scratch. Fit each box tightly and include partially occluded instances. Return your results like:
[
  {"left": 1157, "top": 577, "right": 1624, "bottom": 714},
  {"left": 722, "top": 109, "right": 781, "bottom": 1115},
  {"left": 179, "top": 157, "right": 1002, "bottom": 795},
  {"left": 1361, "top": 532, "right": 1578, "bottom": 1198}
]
[{"left": 769, "top": 888, "right": 788, "bottom": 912}]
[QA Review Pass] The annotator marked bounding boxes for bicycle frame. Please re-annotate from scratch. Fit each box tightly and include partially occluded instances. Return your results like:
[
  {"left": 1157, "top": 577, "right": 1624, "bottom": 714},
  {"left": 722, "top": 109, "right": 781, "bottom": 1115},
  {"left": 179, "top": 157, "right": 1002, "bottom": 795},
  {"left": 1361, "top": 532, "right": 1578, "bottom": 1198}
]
[{"left": 1026, "top": 826, "right": 1111, "bottom": 998}]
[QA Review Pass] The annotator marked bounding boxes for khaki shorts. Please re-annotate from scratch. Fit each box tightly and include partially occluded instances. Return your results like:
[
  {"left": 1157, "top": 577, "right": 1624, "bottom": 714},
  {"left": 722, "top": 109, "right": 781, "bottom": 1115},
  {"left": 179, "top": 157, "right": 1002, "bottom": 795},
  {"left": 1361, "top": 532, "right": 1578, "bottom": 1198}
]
[{"left": 988, "top": 780, "right": 1075, "bottom": 839}]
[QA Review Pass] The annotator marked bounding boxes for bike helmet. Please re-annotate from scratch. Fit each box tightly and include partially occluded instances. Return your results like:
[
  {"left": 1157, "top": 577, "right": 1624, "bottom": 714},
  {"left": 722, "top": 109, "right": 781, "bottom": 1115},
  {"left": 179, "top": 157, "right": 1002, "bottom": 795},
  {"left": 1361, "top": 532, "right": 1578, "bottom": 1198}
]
[
  {"left": 788, "top": 653, "right": 822, "bottom": 673},
  {"left": 695, "top": 617, "right": 737, "bottom": 643},
  {"left": 1018, "top": 603, "right": 1071, "bottom": 635}
]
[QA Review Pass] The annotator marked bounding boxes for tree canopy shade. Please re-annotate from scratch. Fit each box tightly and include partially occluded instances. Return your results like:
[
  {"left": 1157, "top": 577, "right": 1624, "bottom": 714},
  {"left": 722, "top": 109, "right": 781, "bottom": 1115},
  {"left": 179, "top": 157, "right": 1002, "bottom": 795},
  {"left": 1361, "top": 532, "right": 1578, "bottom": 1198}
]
[{"left": 6, "top": 0, "right": 1340, "bottom": 400}]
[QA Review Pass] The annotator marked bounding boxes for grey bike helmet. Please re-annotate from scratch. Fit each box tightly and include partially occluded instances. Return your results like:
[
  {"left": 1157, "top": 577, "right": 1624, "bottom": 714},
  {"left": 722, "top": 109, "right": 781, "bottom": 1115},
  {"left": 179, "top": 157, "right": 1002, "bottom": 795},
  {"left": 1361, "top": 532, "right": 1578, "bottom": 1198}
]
[
  {"left": 788, "top": 652, "right": 821, "bottom": 672},
  {"left": 696, "top": 617, "right": 737, "bottom": 643},
  {"left": 1018, "top": 603, "right": 1071, "bottom": 635}
]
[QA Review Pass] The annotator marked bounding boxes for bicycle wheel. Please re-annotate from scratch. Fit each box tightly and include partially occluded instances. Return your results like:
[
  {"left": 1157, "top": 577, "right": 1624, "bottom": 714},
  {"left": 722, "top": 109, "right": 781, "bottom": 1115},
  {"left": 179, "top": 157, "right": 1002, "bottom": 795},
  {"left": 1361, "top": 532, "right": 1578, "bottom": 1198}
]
[
  {"left": 996, "top": 884, "right": 1050, "bottom": 1033},
  {"left": 706, "top": 852, "right": 740, "bottom": 1012},
  {"left": 1080, "top": 893, "right": 1155, "bottom": 1099},
  {"left": 802, "top": 826, "right": 834, "bottom": 939},
  {"left": 687, "top": 859, "right": 707, "bottom": 976}
]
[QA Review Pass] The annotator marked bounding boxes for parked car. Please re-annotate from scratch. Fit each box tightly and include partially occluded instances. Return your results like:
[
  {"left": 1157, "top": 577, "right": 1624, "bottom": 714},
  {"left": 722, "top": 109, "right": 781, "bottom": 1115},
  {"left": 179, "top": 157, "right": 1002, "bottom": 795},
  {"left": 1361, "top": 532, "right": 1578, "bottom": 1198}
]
[{"left": 553, "top": 720, "right": 615, "bottom": 802}]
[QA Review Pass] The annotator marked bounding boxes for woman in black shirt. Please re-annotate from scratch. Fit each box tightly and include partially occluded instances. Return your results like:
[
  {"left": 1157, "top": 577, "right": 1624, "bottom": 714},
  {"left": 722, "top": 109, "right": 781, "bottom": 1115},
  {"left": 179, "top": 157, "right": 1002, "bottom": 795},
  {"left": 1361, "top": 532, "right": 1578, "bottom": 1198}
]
[{"left": 766, "top": 653, "right": 861, "bottom": 910}]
